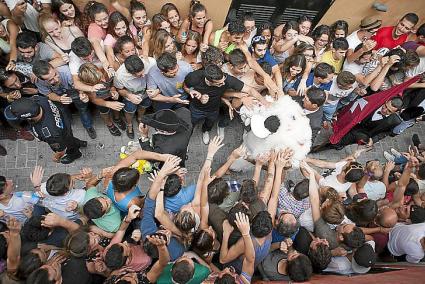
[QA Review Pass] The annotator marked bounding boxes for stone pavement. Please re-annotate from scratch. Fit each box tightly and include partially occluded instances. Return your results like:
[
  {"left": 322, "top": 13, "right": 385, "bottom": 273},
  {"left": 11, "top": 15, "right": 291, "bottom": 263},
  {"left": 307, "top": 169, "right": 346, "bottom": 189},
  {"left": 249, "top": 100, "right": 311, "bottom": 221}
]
[{"left": 1, "top": 112, "right": 425, "bottom": 192}]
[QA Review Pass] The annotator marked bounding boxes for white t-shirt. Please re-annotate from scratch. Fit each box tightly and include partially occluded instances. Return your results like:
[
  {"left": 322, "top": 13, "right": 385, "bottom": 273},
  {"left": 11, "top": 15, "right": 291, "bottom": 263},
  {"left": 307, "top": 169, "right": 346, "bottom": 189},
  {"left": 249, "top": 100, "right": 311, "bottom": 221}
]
[
  {"left": 406, "top": 57, "right": 425, "bottom": 78},
  {"left": 0, "top": 194, "right": 30, "bottom": 223},
  {"left": 343, "top": 61, "right": 364, "bottom": 76},
  {"left": 346, "top": 30, "right": 362, "bottom": 50},
  {"left": 68, "top": 51, "right": 103, "bottom": 75},
  {"left": 319, "top": 161, "right": 352, "bottom": 194},
  {"left": 388, "top": 222, "right": 425, "bottom": 263},
  {"left": 325, "top": 77, "right": 357, "bottom": 106},
  {"left": 364, "top": 180, "right": 386, "bottom": 200},
  {"left": 114, "top": 57, "right": 156, "bottom": 93},
  {"left": 324, "top": 241, "right": 376, "bottom": 274},
  {"left": 41, "top": 183, "right": 86, "bottom": 220}
]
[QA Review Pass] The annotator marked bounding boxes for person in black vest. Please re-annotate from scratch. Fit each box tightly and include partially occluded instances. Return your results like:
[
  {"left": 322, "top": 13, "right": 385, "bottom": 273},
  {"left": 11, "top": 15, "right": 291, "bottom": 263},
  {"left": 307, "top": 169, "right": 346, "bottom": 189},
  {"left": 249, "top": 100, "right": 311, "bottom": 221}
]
[
  {"left": 138, "top": 108, "right": 193, "bottom": 166},
  {"left": 4, "top": 96, "right": 86, "bottom": 164}
]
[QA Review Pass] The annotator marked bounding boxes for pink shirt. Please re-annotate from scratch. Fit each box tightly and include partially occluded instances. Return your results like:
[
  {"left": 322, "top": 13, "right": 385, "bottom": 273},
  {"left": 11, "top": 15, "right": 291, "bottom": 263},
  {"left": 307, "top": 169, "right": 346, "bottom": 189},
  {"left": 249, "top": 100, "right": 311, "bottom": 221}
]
[
  {"left": 129, "top": 244, "right": 152, "bottom": 272},
  {"left": 88, "top": 23, "right": 106, "bottom": 40},
  {"left": 104, "top": 25, "right": 138, "bottom": 47}
]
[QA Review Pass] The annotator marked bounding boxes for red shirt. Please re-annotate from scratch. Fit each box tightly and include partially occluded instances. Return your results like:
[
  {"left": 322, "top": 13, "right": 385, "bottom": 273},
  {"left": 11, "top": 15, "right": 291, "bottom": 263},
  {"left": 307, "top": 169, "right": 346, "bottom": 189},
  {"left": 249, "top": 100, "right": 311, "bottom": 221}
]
[{"left": 372, "top": 26, "right": 408, "bottom": 50}]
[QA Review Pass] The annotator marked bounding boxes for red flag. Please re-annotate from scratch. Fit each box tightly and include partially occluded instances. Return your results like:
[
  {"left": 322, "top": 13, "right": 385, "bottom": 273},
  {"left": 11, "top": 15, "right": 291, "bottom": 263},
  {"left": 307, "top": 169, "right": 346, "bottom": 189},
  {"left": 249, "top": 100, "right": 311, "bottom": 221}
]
[{"left": 330, "top": 75, "right": 421, "bottom": 144}]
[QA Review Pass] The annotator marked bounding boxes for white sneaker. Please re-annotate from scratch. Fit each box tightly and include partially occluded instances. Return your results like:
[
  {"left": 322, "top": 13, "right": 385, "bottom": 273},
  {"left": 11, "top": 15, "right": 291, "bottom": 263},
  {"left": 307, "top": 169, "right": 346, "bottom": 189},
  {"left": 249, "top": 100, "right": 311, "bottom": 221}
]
[
  {"left": 217, "top": 126, "right": 225, "bottom": 140},
  {"left": 390, "top": 148, "right": 402, "bottom": 158},
  {"left": 202, "top": 131, "right": 210, "bottom": 145},
  {"left": 383, "top": 151, "right": 395, "bottom": 162}
]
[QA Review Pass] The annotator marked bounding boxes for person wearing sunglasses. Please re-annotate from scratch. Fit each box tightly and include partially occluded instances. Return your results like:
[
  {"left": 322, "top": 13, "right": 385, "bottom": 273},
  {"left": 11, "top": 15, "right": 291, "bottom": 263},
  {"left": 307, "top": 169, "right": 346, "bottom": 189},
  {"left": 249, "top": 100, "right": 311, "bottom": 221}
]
[{"left": 250, "top": 35, "right": 283, "bottom": 90}]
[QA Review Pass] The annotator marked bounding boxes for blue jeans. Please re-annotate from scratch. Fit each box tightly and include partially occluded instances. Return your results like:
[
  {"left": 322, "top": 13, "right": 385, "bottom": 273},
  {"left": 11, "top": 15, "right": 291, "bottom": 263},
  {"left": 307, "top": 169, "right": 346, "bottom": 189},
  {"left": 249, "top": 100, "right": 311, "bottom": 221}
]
[
  {"left": 190, "top": 105, "right": 219, "bottom": 132},
  {"left": 73, "top": 99, "right": 93, "bottom": 129},
  {"left": 322, "top": 103, "right": 338, "bottom": 122}
]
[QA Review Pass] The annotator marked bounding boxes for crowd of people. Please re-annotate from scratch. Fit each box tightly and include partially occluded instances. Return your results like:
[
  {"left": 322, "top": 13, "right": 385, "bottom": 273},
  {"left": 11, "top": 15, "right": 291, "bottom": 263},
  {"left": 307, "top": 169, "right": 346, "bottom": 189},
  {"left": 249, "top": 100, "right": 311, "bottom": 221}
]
[{"left": 0, "top": 0, "right": 425, "bottom": 283}]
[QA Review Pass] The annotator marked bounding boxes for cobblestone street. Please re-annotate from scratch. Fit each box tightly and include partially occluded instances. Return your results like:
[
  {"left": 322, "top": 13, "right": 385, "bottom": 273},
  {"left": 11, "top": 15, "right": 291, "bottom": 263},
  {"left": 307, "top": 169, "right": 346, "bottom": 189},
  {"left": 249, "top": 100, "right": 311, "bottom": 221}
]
[{"left": 2, "top": 112, "right": 424, "bottom": 192}]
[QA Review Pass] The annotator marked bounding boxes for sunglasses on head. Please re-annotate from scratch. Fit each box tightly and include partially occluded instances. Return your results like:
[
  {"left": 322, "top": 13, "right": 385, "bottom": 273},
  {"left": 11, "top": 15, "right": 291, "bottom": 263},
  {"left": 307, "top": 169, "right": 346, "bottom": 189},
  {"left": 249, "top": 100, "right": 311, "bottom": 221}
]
[
  {"left": 0, "top": 176, "right": 6, "bottom": 195},
  {"left": 252, "top": 35, "right": 267, "bottom": 44}
]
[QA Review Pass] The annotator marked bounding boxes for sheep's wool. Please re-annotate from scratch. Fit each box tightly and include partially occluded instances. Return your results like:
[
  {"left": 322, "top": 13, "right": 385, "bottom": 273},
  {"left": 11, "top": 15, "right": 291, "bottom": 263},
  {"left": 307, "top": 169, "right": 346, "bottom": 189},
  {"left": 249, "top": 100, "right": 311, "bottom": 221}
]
[{"left": 233, "top": 96, "right": 312, "bottom": 170}]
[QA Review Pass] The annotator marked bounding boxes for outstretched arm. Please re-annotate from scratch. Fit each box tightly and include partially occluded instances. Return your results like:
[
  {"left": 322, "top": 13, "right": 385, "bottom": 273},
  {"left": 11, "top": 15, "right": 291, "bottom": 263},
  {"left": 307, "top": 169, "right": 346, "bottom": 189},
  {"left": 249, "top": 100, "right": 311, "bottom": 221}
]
[
  {"left": 214, "top": 145, "right": 246, "bottom": 178},
  {"left": 236, "top": 213, "right": 255, "bottom": 283},
  {"left": 301, "top": 161, "right": 321, "bottom": 222}
]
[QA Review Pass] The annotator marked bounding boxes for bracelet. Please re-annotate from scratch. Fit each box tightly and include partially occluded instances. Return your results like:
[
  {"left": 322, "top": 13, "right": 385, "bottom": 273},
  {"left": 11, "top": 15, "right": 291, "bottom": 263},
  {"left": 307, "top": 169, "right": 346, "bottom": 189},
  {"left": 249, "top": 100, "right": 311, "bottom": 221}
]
[
  {"left": 34, "top": 185, "right": 41, "bottom": 189},
  {"left": 241, "top": 233, "right": 250, "bottom": 236},
  {"left": 123, "top": 216, "right": 131, "bottom": 223},
  {"left": 206, "top": 157, "right": 213, "bottom": 161},
  {"left": 96, "top": 173, "right": 103, "bottom": 180}
]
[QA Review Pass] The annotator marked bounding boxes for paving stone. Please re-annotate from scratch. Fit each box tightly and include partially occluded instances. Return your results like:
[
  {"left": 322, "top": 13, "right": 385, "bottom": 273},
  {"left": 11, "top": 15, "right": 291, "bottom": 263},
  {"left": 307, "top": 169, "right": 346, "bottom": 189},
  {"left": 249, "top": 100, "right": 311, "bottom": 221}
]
[{"left": 2, "top": 112, "right": 425, "bottom": 190}]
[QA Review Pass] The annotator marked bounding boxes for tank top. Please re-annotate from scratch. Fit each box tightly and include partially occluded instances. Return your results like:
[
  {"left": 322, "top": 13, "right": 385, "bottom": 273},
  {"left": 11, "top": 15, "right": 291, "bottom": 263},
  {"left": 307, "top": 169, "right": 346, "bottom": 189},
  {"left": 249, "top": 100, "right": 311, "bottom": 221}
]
[
  {"left": 227, "top": 233, "right": 272, "bottom": 273},
  {"left": 106, "top": 181, "right": 143, "bottom": 213},
  {"left": 189, "top": 19, "right": 211, "bottom": 36}
]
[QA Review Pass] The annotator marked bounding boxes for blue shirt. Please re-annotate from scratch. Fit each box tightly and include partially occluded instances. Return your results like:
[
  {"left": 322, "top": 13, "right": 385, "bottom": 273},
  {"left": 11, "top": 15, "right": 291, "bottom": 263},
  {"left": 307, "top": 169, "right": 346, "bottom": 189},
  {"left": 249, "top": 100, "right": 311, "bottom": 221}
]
[
  {"left": 164, "top": 184, "right": 196, "bottom": 213},
  {"left": 293, "top": 71, "right": 332, "bottom": 91},
  {"left": 256, "top": 49, "right": 277, "bottom": 67},
  {"left": 141, "top": 197, "right": 185, "bottom": 261},
  {"left": 271, "top": 228, "right": 299, "bottom": 243}
]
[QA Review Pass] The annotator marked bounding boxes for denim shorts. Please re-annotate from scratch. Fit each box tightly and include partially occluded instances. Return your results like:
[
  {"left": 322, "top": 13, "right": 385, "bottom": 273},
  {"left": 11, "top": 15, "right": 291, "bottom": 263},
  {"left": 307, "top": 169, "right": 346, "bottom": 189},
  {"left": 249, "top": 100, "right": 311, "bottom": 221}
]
[{"left": 123, "top": 97, "right": 152, "bottom": 113}]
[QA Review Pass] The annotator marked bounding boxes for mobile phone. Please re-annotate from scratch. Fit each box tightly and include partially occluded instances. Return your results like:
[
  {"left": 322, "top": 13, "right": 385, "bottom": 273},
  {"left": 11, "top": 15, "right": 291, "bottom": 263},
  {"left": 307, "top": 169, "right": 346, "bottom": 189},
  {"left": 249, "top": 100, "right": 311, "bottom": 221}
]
[{"left": 67, "top": 89, "right": 80, "bottom": 100}]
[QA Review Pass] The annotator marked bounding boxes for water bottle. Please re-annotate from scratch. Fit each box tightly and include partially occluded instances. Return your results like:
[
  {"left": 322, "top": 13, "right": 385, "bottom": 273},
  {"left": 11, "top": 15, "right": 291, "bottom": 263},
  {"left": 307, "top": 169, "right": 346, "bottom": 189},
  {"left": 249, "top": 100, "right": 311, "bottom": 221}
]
[
  {"left": 15, "top": 191, "right": 40, "bottom": 204},
  {"left": 181, "top": 31, "right": 187, "bottom": 43}
]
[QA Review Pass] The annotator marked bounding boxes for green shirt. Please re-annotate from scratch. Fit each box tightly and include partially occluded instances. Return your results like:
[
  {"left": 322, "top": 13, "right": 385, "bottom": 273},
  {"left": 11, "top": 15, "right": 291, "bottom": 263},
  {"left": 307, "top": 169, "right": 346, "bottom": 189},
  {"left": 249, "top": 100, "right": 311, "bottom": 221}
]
[
  {"left": 157, "top": 262, "right": 210, "bottom": 284},
  {"left": 83, "top": 187, "right": 122, "bottom": 232}
]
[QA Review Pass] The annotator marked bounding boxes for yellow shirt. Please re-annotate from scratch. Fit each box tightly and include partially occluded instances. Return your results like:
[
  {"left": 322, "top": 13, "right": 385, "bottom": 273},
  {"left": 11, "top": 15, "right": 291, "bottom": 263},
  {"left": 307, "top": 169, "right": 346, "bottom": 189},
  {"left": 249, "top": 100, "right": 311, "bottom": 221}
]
[{"left": 321, "top": 50, "right": 344, "bottom": 74}]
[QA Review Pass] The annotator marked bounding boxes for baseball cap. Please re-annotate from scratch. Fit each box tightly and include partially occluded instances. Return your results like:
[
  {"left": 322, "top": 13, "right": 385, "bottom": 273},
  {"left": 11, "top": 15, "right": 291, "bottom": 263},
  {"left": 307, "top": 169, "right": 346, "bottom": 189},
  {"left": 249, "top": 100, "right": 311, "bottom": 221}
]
[
  {"left": 4, "top": 98, "right": 41, "bottom": 120},
  {"left": 351, "top": 241, "right": 376, "bottom": 274},
  {"left": 410, "top": 205, "right": 425, "bottom": 224}
]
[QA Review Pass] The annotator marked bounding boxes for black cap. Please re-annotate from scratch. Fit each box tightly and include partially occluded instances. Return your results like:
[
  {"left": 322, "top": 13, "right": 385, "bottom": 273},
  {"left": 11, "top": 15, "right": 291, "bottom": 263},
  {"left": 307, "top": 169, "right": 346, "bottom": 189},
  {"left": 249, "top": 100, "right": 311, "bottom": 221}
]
[
  {"left": 4, "top": 98, "right": 40, "bottom": 120},
  {"left": 353, "top": 243, "right": 376, "bottom": 268},
  {"left": 410, "top": 205, "right": 425, "bottom": 224}
]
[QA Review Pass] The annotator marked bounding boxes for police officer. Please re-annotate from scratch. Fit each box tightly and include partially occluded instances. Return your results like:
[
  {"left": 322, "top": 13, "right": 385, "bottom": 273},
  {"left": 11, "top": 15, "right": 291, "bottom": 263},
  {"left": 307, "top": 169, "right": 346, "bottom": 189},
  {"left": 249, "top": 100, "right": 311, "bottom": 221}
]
[{"left": 4, "top": 96, "right": 86, "bottom": 164}]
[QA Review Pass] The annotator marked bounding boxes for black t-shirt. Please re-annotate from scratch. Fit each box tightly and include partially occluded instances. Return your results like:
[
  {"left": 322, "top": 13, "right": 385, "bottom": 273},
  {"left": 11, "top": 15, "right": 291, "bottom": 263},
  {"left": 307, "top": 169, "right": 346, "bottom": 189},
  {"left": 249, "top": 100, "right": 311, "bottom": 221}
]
[
  {"left": 184, "top": 70, "right": 244, "bottom": 112},
  {"left": 61, "top": 257, "right": 93, "bottom": 284}
]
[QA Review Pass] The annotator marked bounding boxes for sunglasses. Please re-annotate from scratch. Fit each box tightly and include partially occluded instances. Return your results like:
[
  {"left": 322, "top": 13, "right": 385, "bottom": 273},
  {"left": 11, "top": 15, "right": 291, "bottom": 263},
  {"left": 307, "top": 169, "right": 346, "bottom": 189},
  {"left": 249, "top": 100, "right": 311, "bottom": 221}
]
[
  {"left": 0, "top": 176, "right": 6, "bottom": 195},
  {"left": 252, "top": 35, "right": 267, "bottom": 44}
]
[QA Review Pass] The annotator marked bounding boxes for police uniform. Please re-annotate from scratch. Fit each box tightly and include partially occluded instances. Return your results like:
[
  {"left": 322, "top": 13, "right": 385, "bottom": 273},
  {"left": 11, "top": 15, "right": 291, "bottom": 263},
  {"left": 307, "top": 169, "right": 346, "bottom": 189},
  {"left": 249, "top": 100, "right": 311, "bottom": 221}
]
[{"left": 4, "top": 96, "right": 86, "bottom": 163}]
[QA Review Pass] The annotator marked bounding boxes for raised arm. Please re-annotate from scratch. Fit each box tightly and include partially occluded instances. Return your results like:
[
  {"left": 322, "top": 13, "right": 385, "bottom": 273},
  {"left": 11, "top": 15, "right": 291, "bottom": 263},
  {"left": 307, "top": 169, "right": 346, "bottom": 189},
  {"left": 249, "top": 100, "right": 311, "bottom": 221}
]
[
  {"left": 304, "top": 157, "right": 337, "bottom": 169},
  {"left": 268, "top": 149, "right": 293, "bottom": 223},
  {"left": 155, "top": 191, "right": 182, "bottom": 236},
  {"left": 235, "top": 213, "right": 255, "bottom": 283},
  {"left": 392, "top": 156, "right": 419, "bottom": 207},
  {"left": 213, "top": 145, "right": 246, "bottom": 178},
  {"left": 219, "top": 220, "right": 245, "bottom": 264},
  {"left": 258, "top": 151, "right": 276, "bottom": 204},
  {"left": 301, "top": 161, "right": 321, "bottom": 222},
  {"left": 109, "top": 205, "right": 141, "bottom": 246},
  {"left": 114, "top": 149, "right": 173, "bottom": 171},
  {"left": 147, "top": 156, "right": 182, "bottom": 200},
  {"left": 145, "top": 235, "right": 170, "bottom": 283},
  {"left": 5, "top": 218, "right": 21, "bottom": 273}
]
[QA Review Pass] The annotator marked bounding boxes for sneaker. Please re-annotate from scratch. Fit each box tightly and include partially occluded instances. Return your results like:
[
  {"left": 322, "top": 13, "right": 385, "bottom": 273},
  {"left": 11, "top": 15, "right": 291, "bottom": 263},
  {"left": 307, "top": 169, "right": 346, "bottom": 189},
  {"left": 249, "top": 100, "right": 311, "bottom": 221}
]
[
  {"left": 412, "top": 134, "right": 421, "bottom": 148},
  {"left": 217, "top": 126, "right": 225, "bottom": 140},
  {"left": 79, "top": 140, "right": 88, "bottom": 148},
  {"left": 107, "top": 124, "right": 121, "bottom": 136},
  {"left": 126, "top": 125, "right": 135, "bottom": 139},
  {"left": 60, "top": 151, "right": 82, "bottom": 164},
  {"left": 113, "top": 118, "right": 126, "bottom": 130},
  {"left": 383, "top": 151, "right": 395, "bottom": 162},
  {"left": 86, "top": 127, "right": 97, "bottom": 139},
  {"left": 390, "top": 148, "right": 402, "bottom": 158},
  {"left": 202, "top": 131, "right": 210, "bottom": 145}
]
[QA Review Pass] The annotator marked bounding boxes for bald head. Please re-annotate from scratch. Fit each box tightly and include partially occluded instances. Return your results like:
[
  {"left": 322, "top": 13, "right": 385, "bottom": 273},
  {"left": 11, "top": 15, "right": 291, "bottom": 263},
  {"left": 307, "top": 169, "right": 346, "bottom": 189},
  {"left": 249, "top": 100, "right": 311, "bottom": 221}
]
[{"left": 377, "top": 207, "right": 398, "bottom": 228}]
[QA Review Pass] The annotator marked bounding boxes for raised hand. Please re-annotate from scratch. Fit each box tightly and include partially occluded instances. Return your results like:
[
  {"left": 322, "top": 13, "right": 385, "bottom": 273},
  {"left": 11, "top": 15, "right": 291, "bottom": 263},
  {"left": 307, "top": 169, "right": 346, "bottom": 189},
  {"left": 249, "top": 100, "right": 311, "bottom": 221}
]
[
  {"left": 158, "top": 156, "right": 181, "bottom": 177},
  {"left": 207, "top": 136, "right": 224, "bottom": 158},
  {"left": 235, "top": 212, "right": 250, "bottom": 236},
  {"left": 231, "top": 145, "right": 247, "bottom": 160},
  {"left": 30, "top": 166, "right": 44, "bottom": 188}
]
